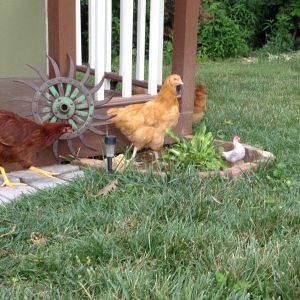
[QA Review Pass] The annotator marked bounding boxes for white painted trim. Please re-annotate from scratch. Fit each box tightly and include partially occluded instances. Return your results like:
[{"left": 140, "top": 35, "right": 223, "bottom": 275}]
[
  {"left": 76, "top": 0, "right": 82, "bottom": 65},
  {"left": 105, "top": 0, "right": 112, "bottom": 90},
  {"left": 120, "top": 0, "right": 133, "bottom": 97},
  {"left": 88, "top": 0, "right": 96, "bottom": 68},
  {"left": 148, "top": 0, "right": 160, "bottom": 95},
  {"left": 95, "top": 0, "right": 106, "bottom": 101},
  {"left": 136, "top": 0, "right": 146, "bottom": 80},
  {"left": 157, "top": 0, "right": 164, "bottom": 85}
]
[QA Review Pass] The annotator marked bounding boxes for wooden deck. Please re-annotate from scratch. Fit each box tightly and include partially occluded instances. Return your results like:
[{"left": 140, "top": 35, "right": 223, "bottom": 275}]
[{"left": 0, "top": 78, "right": 192, "bottom": 171}]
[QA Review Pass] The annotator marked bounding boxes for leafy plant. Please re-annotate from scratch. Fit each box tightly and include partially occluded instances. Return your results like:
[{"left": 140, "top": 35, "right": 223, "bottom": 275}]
[{"left": 162, "top": 122, "right": 227, "bottom": 171}]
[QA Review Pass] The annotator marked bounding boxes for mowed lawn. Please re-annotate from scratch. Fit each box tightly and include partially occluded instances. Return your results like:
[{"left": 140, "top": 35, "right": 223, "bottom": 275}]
[{"left": 0, "top": 54, "right": 299, "bottom": 299}]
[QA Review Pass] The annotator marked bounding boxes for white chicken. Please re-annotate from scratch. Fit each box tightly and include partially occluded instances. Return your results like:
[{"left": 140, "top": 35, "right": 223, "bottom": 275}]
[{"left": 222, "top": 135, "right": 246, "bottom": 163}]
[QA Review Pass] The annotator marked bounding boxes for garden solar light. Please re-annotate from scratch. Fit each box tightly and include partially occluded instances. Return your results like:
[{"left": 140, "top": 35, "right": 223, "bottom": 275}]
[{"left": 105, "top": 135, "right": 117, "bottom": 172}]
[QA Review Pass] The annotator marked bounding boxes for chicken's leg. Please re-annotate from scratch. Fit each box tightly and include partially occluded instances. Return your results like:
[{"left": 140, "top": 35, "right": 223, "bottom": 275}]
[
  {"left": 29, "top": 166, "right": 59, "bottom": 178},
  {"left": 129, "top": 146, "right": 144, "bottom": 166},
  {"left": 0, "top": 166, "right": 27, "bottom": 188},
  {"left": 154, "top": 151, "right": 159, "bottom": 160},
  {"left": 130, "top": 147, "right": 138, "bottom": 161}
]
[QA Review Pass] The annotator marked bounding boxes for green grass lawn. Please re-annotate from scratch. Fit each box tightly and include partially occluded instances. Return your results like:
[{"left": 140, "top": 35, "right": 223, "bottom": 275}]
[{"left": 1, "top": 54, "right": 300, "bottom": 299}]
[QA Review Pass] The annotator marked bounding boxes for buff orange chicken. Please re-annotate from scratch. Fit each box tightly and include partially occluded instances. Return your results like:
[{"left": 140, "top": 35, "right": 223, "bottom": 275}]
[{"left": 107, "top": 74, "right": 183, "bottom": 160}]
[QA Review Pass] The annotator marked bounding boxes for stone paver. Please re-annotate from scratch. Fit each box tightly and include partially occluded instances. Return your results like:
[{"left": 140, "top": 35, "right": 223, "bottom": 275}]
[
  {"left": 0, "top": 195, "right": 9, "bottom": 204},
  {"left": 42, "top": 164, "right": 80, "bottom": 175},
  {"left": 26, "top": 177, "right": 67, "bottom": 190},
  {"left": 9, "top": 170, "right": 44, "bottom": 182},
  {"left": 0, "top": 176, "right": 20, "bottom": 185},
  {"left": 0, "top": 164, "right": 86, "bottom": 204},
  {"left": 58, "top": 170, "right": 85, "bottom": 181},
  {"left": 0, "top": 186, "right": 36, "bottom": 201}
]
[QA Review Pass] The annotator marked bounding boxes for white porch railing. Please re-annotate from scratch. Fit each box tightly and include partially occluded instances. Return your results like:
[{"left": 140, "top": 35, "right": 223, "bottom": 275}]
[{"left": 76, "top": 0, "right": 165, "bottom": 100}]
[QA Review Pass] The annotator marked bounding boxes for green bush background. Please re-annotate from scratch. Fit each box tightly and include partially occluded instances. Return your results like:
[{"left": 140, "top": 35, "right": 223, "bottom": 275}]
[{"left": 80, "top": 0, "right": 300, "bottom": 62}]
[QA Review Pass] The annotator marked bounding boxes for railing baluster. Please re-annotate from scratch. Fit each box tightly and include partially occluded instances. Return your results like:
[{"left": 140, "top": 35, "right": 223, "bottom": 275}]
[
  {"left": 148, "top": 0, "right": 160, "bottom": 95},
  {"left": 88, "top": 0, "right": 96, "bottom": 68},
  {"left": 120, "top": 0, "right": 134, "bottom": 97},
  {"left": 105, "top": 0, "right": 112, "bottom": 90},
  {"left": 95, "top": 0, "right": 106, "bottom": 101},
  {"left": 136, "top": 0, "right": 146, "bottom": 80},
  {"left": 157, "top": 0, "right": 164, "bottom": 85},
  {"left": 75, "top": 0, "right": 82, "bottom": 66}
]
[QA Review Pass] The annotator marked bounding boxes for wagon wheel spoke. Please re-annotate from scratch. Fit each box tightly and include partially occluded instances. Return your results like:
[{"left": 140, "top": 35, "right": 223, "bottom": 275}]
[
  {"left": 80, "top": 63, "right": 91, "bottom": 85},
  {"left": 14, "top": 80, "right": 40, "bottom": 92},
  {"left": 47, "top": 55, "right": 62, "bottom": 79},
  {"left": 27, "top": 64, "right": 49, "bottom": 82},
  {"left": 74, "top": 95, "right": 86, "bottom": 104},
  {"left": 42, "top": 112, "right": 54, "bottom": 123}
]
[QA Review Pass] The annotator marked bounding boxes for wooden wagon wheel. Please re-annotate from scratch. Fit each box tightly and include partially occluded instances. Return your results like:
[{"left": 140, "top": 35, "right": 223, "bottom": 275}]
[{"left": 13, "top": 55, "right": 113, "bottom": 158}]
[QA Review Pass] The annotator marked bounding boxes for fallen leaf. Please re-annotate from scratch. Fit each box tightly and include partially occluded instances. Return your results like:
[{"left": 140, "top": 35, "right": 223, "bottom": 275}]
[
  {"left": 223, "top": 119, "right": 233, "bottom": 125},
  {"left": 96, "top": 179, "right": 118, "bottom": 196},
  {"left": 211, "top": 196, "right": 222, "bottom": 204},
  {"left": 0, "top": 225, "right": 16, "bottom": 238},
  {"left": 30, "top": 232, "right": 47, "bottom": 245}
]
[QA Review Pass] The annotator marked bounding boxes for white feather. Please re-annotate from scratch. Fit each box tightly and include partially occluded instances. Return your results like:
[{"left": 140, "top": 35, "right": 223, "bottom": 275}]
[{"left": 222, "top": 137, "right": 245, "bottom": 163}]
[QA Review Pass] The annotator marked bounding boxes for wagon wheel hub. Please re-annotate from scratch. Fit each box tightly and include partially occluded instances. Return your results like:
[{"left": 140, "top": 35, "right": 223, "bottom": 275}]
[{"left": 52, "top": 97, "right": 76, "bottom": 119}]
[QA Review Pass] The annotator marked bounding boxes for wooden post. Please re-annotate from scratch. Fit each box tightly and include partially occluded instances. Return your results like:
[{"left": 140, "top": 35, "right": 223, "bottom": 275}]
[
  {"left": 172, "top": 0, "right": 200, "bottom": 136},
  {"left": 47, "top": 0, "right": 76, "bottom": 77}
]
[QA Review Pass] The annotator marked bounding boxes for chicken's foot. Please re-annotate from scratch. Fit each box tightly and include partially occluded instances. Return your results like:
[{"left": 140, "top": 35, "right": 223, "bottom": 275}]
[
  {"left": 29, "top": 166, "right": 59, "bottom": 178},
  {"left": 0, "top": 166, "right": 27, "bottom": 188}
]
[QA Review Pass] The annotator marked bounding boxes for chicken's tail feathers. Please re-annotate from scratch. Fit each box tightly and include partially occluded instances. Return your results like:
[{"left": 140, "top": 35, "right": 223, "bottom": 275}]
[
  {"left": 193, "top": 81, "right": 208, "bottom": 124},
  {"left": 195, "top": 81, "right": 208, "bottom": 98}
]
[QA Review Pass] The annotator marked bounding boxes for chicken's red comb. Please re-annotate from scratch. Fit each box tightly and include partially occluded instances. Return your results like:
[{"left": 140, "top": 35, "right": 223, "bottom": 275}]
[{"left": 233, "top": 135, "right": 240, "bottom": 142}]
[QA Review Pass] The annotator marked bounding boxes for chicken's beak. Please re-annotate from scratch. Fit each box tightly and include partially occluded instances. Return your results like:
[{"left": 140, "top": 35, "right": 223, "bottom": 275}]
[
  {"left": 65, "top": 127, "right": 73, "bottom": 133},
  {"left": 176, "top": 82, "right": 184, "bottom": 98}
]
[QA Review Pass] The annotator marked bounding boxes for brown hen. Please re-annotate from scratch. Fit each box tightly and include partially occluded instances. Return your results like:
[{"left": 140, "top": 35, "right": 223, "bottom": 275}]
[
  {"left": 0, "top": 109, "right": 72, "bottom": 187},
  {"left": 107, "top": 74, "right": 183, "bottom": 159}
]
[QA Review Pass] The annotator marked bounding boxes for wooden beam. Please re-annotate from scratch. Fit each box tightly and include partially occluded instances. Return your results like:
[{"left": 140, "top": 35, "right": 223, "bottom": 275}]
[
  {"left": 172, "top": 0, "right": 200, "bottom": 136},
  {"left": 47, "top": 0, "right": 76, "bottom": 77}
]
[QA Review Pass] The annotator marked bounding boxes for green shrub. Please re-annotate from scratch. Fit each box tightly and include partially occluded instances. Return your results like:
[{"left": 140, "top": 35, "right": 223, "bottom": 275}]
[
  {"left": 263, "top": 1, "right": 300, "bottom": 53},
  {"left": 198, "top": 3, "right": 250, "bottom": 60}
]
